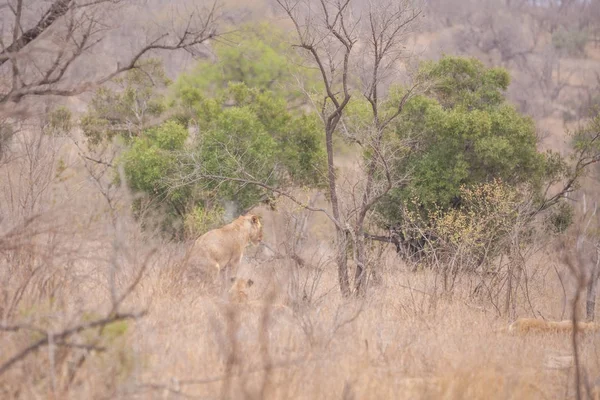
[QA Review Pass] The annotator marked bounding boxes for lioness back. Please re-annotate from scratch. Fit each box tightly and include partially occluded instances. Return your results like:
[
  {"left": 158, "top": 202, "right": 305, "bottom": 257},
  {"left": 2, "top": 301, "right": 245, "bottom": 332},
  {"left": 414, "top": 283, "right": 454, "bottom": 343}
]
[{"left": 506, "top": 317, "right": 600, "bottom": 335}]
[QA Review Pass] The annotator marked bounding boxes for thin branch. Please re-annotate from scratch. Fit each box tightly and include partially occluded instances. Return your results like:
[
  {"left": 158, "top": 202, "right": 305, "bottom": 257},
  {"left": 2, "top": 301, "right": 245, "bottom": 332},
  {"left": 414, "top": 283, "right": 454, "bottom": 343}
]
[
  {"left": 79, "top": 154, "right": 114, "bottom": 167},
  {"left": 176, "top": 172, "right": 344, "bottom": 231},
  {"left": 0, "top": 311, "right": 146, "bottom": 376},
  {"left": 1, "top": 0, "right": 220, "bottom": 104}
]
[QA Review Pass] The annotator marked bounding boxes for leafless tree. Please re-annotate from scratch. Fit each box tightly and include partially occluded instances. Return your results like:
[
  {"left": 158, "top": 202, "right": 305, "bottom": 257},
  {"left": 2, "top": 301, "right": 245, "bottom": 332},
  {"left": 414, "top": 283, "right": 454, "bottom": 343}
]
[
  {"left": 559, "top": 195, "right": 600, "bottom": 400},
  {"left": 0, "top": 149, "right": 160, "bottom": 393},
  {"left": 166, "top": 0, "right": 423, "bottom": 296},
  {"left": 563, "top": 195, "right": 600, "bottom": 323},
  {"left": 524, "top": 0, "right": 589, "bottom": 35},
  {"left": 0, "top": 0, "right": 221, "bottom": 117},
  {"left": 518, "top": 46, "right": 577, "bottom": 118},
  {"left": 454, "top": 1, "right": 541, "bottom": 68},
  {"left": 588, "top": 0, "right": 600, "bottom": 46},
  {"left": 275, "top": 0, "right": 357, "bottom": 296},
  {"left": 276, "top": 0, "right": 424, "bottom": 296}
]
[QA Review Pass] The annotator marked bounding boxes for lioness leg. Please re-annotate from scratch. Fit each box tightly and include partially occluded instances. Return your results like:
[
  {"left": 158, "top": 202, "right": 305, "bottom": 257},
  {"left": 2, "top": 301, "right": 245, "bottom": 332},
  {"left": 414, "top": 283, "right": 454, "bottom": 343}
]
[{"left": 216, "top": 265, "right": 229, "bottom": 296}]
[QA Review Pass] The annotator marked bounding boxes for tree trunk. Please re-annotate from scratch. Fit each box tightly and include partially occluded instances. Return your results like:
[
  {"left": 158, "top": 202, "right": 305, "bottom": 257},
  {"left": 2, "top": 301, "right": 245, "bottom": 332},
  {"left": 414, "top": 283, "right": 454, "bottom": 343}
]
[
  {"left": 325, "top": 123, "right": 351, "bottom": 297},
  {"left": 337, "top": 230, "right": 351, "bottom": 296},
  {"left": 586, "top": 254, "right": 600, "bottom": 321},
  {"left": 354, "top": 231, "right": 367, "bottom": 296},
  {"left": 353, "top": 126, "right": 383, "bottom": 296},
  {"left": 504, "top": 255, "right": 514, "bottom": 317}
]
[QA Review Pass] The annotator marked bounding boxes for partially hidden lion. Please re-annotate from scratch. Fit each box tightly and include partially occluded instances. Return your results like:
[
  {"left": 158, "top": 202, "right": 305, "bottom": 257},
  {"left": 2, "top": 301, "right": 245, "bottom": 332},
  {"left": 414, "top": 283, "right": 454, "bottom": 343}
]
[
  {"left": 226, "top": 277, "right": 292, "bottom": 316},
  {"left": 498, "top": 317, "right": 600, "bottom": 335},
  {"left": 184, "top": 214, "right": 263, "bottom": 290},
  {"left": 228, "top": 277, "right": 254, "bottom": 303}
]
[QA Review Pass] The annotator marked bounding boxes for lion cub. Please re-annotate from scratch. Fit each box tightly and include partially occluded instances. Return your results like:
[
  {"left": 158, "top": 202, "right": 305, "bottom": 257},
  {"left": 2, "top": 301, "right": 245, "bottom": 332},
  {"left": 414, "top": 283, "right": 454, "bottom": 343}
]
[
  {"left": 504, "top": 318, "right": 600, "bottom": 335},
  {"left": 228, "top": 277, "right": 254, "bottom": 303},
  {"left": 226, "top": 278, "right": 292, "bottom": 317}
]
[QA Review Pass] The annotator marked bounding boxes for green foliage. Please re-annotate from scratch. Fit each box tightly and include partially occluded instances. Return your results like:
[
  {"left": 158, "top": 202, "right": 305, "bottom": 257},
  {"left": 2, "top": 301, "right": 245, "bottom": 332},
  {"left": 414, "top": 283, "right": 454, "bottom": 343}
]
[
  {"left": 118, "top": 120, "right": 192, "bottom": 235},
  {"left": 191, "top": 84, "right": 325, "bottom": 206},
  {"left": 546, "top": 201, "right": 574, "bottom": 234},
  {"left": 177, "top": 82, "right": 325, "bottom": 223},
  {"left": 552, "top": 27, "right": 589, "bottom": 57},
  {"left": 81, "top": 59, "right": 170, "bottom": 146},
  {"left": 103, "top": 320, "right": 129, "bottom": 341},
  {"left": 402, "top": 179, "right": 522, "bottom": 271},
  {"left": 121, "top": 120, "right": 187, "bottom": 190},
  {"left": 80, "top": 113, "right": 112, "bottom": 147},
  {"left": 571, "top": 112, "right": 600, "bottom": 159},
  {"left": 418, "top": 55, "right": 510, "bottom": 110},
  {"left": 379, "top": 56, "right": 565, "bottom": 229},
  {"left": 197, "top": 103, "right": 279, "bottom": 209},
  {"left": 172, "top": 23, "right": 319, "bottom": 106},
  {"left": 430, "top": 180, "right": 519, "bottom": 246},
  {"left": 569, "top": 111, "right": 600, "bottom": 191},
  {"left": 116, "top": 26, "right": 326, "bottom": 238},
  {"left": 184, "top": 203, "right": 225, "bottom": 238},
  {"left": 46, "top": 106, "right": 72, "bottom": 136}
]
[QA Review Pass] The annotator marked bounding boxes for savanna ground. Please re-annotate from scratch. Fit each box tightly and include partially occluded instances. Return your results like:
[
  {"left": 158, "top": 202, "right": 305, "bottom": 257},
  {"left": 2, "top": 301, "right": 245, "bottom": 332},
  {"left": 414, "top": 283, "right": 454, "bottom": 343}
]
[
  {"left": 1, "top": 130, "right": 599, "bottom": 400},
  {"left": 3, "top": 0, "right": 600, "bottom": 399}
]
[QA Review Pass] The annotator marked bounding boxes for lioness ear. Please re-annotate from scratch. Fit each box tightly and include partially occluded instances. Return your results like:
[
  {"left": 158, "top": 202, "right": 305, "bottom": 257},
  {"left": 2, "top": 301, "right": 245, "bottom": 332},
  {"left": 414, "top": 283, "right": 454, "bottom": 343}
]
[{"left": 251, "top": 215, "right": 260, "bottom": 225}]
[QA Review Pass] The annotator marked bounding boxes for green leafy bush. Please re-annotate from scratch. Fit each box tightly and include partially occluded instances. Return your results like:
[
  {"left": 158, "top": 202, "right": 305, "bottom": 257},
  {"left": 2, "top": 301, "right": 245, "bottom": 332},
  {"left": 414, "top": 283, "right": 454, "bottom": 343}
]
[
  {"left": 81, "top": 59, "right": 170, "bottom": 146},
  {"left": 46, "top": 106, "right": 72, "bottom": 136},
  {"left": 172, "top": 22, "right": 320, "bottom": 105},
  {"left": 378, "top": 56, "right": 565, "bottom": 233},
  {"left": 116, "top": 26, "right": 326, "bottom": 238}
]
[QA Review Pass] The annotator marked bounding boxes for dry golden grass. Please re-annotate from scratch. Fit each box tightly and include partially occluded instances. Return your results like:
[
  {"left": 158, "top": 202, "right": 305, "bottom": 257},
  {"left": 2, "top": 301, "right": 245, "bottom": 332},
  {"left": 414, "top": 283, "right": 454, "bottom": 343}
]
[
  {"left": 2, "top": 133, "right": 599, "bottom": 399},
  {"left": 3, "top": 5, "right": 600, "bottom": 392},
  {"left": 117, "top": 256, "right": 599, "bottom": 400}
]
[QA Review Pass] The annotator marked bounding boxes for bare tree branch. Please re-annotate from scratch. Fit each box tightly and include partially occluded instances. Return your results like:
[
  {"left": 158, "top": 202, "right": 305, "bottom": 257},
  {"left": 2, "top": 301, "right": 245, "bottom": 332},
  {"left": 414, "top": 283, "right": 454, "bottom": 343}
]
[
  {"left": 0, "top": 0, "right": 221, "bottom": 106},
  {"left": 0, "top": 0, "right": 73, "bottom": 66},
  {"left": 171, "top": 171, "right": 344, "bottom": 232},
  {"left": 276, "top": 0, "right": 423, "bottom": 296},
  {"left": 0, "top": 311, "right": 146, "bottom": 376}
]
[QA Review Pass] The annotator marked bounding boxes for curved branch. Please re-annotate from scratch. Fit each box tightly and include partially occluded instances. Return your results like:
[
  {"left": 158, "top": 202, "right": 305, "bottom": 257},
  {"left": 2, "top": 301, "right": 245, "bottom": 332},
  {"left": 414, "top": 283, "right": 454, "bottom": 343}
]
[
  {"left": 173, "top": 172, "right": 343, "bottom": 231},
  {"left": 0, "top": 0, "right": 73, "bottom": 66},
  {"left": 0, "top": 311, "right": 146, "bottom": 376}
]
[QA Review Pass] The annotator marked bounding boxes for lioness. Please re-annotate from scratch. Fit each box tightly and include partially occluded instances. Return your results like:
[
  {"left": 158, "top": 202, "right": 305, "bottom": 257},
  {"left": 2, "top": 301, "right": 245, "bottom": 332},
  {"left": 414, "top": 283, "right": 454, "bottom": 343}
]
[
  {"left": 185, "top": 214, "right": 263, "bottom": 290},
  {"left": 501, "top": 317, "right": 600, "bottom": 335}
]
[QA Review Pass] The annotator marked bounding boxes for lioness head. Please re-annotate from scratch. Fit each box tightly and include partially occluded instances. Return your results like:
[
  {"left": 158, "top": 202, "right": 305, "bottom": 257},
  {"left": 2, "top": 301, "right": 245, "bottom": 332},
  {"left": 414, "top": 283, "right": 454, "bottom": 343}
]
[{"left": 244, "top": 214, "right": 263, "bottom": 245}]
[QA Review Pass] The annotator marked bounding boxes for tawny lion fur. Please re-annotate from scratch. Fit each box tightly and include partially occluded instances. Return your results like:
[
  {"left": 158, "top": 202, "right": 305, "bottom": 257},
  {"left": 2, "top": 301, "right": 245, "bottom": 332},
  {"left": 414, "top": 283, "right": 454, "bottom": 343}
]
[
  {"left": 499, "top": 317, "right": 600, "bottom": 335},
  {"left": 226, "top": 277, "right": 292, "bottom": 315},
  {"left": 228, "top": 277, "right": 254, "bottom": 303},
  {"left": 185, "top": 214, "right": 263, "bottom": 286}
]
